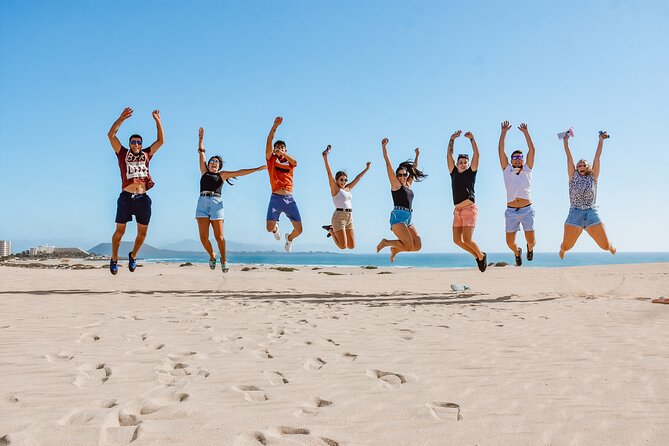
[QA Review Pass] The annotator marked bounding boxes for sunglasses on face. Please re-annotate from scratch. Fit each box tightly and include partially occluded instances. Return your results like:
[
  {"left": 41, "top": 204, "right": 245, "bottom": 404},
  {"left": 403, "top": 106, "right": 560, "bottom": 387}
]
[
  {"left": 130, "top": 141, "right": 142, "bottom": 145},
  {"left": 397, "top": 173, "right": 408, "bottom": 177},
  {"left": 338, "top": 178, "right": 348, "bottom": 182},
  {"left": 511, "top": 155, "right": 523, "bottom": 160}
]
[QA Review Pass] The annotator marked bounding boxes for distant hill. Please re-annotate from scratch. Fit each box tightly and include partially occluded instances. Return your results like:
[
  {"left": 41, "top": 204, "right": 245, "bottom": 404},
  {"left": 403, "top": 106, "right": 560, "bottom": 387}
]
[{"left": 88, "top": 242, "right": 205, "bottom": 259}]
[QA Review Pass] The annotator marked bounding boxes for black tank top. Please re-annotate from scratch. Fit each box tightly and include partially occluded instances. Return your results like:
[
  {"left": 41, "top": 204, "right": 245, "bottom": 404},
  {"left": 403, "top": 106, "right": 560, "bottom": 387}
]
[
  {"left": 200, "top": 172, "right": 223, "bottom": 194},
  {"left": 450, "top": 167, "right": 476, "bottom": 205},
  {"left": 391, "top": 186, "right": 414, "bottom": 209}
]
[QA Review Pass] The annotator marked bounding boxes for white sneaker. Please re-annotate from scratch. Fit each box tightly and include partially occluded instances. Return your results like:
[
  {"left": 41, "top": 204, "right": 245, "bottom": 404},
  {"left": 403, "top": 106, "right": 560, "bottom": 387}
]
[
  {"left": 272, "top": 224, "right": 281, "bottom": 241},
  {"left": 284, "top": 233, "right": 292, "bottom": 252}
]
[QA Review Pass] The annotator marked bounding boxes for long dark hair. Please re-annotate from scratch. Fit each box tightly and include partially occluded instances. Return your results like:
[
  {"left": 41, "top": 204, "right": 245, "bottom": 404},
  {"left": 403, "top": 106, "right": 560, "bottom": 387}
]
[
  {"left": 396, "top": 160, "right": 427, "bottom": 182},
  {"left": 209, "top": 156, "right": 235, "bottom": 185}
]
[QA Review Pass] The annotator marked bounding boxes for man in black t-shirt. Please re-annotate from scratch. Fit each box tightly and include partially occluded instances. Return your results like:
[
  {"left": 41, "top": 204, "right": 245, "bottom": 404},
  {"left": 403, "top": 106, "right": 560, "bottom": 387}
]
[{"left": 447, "top": 130, "right": 487, "bottom": 272}]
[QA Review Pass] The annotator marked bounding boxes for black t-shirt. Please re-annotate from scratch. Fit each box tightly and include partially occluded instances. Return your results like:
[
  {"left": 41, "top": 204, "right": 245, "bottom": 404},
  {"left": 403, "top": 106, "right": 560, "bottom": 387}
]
[
  {"left": 200, "top": 172, "right": 223, "bottom": 194},
  {"left": 450, "top": 167, "right": 476, "bottom": 205},
  {"left": 391, "top": 186, "right": 414, "bottom": 209}
]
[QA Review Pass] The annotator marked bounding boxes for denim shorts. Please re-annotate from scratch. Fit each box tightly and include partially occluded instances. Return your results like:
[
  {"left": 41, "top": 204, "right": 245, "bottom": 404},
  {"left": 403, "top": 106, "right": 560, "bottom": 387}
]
[
  {"left": 505, "top": 205, "right": 535, "bottom": 233},
  {"left": 565, "top": 206, "right": 601, "bottom": 228},
  {"left": 115, "top": 191, "right": 152, "bottom": 225},
  {"left": 196, "top": 195, "right": 224, "bottom": 220},
  {"left": 266, "top": 193, "right": 302, "bottom": 222},
  {"left": 389, "top": 207, "right": 412, "bottom": 228}
]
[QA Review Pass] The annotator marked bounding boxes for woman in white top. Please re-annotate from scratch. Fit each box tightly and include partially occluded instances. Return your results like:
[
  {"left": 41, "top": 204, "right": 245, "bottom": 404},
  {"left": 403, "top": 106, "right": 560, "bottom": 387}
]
[{"left": 321, "top": 145, "right": 371, "bottom": 249}]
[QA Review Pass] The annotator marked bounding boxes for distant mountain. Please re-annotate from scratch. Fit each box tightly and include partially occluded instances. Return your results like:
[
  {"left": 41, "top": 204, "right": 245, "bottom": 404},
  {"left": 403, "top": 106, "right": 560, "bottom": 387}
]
[{"left": 88, "top": 242, "right": 206, "bottom": 259}]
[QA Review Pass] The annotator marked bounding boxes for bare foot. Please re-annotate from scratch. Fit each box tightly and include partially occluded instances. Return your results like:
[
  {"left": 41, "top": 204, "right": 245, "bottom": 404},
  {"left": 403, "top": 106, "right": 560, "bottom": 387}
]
[
  {"left": 376, "top": 239, "right": 387, "bottom": 253},
  {"left": 652, "top": 297, "right": 669, "bottom": 304},
  {"left": 559, "top": 245, "right": 565, "bottom": 259},
  {"left": 390, "top": 247, "right": 399, "bottom": 263},
  {"left": 609, "top": 245, "right": 617, "bottom": 255}
]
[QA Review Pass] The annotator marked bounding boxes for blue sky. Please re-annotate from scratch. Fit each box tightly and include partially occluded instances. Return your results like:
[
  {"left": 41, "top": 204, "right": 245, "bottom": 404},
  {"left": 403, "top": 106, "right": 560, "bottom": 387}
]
[{"left": 1, "top": 0, "right": 668, "bottom": 253}]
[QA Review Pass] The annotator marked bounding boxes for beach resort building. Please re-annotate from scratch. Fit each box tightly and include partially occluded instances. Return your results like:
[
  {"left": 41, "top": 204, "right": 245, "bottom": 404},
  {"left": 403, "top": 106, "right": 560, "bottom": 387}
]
[
  {"left": 28, "top": 245, "right": 54, "bottom": 256},
  {"left": 0, "top": 240, "right": 11, "bottom": 257}
]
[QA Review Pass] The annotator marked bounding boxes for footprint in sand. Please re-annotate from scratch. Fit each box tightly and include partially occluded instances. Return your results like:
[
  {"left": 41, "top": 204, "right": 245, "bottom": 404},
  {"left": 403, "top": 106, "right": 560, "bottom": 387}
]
[
  {"left": 44, "top": 351, "right": 74, "bottom": 362},
  {"left": 263, "top": 371, "right": 289, "bottom": 385},
  {"left": 234, "top": 431, "right": 267, "bottom": 446},
  {"left": 74, "top": 363, "right": 111, "bottom": 387},
  {"left": 232, "top": 385, "right": 267, "bottom": 402},
  {"left": 304, "top": 357, "right": 327, "bottom": 371},
  {"left": 1, "top": 325, "right": 11, "bottom": 329},
  {"left": 77, "top": 333, "right": 101, "bottom": 343},
  {"left": 397, "top": 329, "right": 415, "bottom": 340},
  {"left": 99, "top": 410, "right": 140, "bottom": 446},
  {"left": 167, "top": 351, "right": 207, "bottom": 361},
  {"left": 267, "top": 427, "right": 339, "bottom": 445},
  {"left": 427, "top": 401, "right": 462, "bottom": 421},
  {"left": 268, "top": 327, "right": 285, "bottom": 339},
  {"left": 341, "top": 352, "right": 358, "bottom": 361},
  {"left": 366, "top": 369, "right": 406, "bottom": 388},
  {"left": 294, "top": 396, "right": 333, "bottom": 417},
  {"left": 320, "top": 338, "right": 340, "bottom": 346},
  {"left": 0, "top": 434, "right": 12, "bottom": 445},
  {"left": 126, "top": 343, "right": 165, "bottom": 355},
  {"left": 60, "top": 399, "right": 119, "bottom": 425},
  {"left": 253, "top": 349, "right": 274, "bottom": 359}
]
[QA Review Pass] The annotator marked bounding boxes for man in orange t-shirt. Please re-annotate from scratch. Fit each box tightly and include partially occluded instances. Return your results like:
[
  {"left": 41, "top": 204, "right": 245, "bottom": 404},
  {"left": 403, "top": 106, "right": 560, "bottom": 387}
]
[{"left": 265, "top": 116, "right": 302, "bottom": 252}]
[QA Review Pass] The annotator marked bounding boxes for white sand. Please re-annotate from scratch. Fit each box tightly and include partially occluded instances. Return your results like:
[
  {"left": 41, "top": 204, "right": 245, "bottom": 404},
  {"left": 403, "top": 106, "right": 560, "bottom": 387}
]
[{"left": 0, "top": 262, "right": 668, "bottom": 446}]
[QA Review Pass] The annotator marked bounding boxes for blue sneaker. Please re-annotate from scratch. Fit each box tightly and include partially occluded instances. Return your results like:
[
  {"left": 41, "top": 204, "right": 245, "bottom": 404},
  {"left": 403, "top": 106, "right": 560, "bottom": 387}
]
[
  {"left": 110, "top": 259, "right": 118, "bottom": 275},
  {"left": 128, "top": 252, "right": 137, "bottom": 272}
]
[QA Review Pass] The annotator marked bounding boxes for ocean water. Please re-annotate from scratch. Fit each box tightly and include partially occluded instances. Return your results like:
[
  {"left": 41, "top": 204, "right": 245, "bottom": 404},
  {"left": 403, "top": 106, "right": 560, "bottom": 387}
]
[{"left": 147, "top": 251, "right": 669, "bottom": 269}]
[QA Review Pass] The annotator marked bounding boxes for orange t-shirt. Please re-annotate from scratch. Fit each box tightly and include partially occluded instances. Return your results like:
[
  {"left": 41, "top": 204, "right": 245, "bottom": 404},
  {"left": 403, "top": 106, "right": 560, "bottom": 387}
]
[{"left": 267, "top": 154, "right": 296, "bottom": 192}]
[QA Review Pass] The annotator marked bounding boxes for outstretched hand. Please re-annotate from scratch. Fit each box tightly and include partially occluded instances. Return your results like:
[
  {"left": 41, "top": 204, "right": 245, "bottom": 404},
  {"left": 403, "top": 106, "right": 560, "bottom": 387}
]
[
  {"left": 273, "top": 116, "right": 283, "bottom": 127},
  {"left": 152, "top": 110, "right": 161, "bottom": 121},
  {"left": 199, "top": 127, "right": 204, "bottom": 140},
  {"left": 365, "top": 161, "right": 371, "bottom": 169},
  {"left": 450, "top": 130, "right": 462, "bottom": 140},
  {"left": 322, "top": 144, "right": 331, "bottom": 156},
  {"left": 599, "top": 131, "right": 609, "bottom": 140},
  {"left": 464, "top": 131, "right": 474, "bottom": 140},
  {"left": 501, "top": 121, "right": 512, "bottom": 132},
  {"left": 381, "top": 138, "right": 389, "bottom": 147},
  {"left": 120, "top": 107, "right": 133, "bottom": 120},
  {"left": 518, "top": 123, "right": 529, "bottom": 134},
  {"left": 415, "top": 147, "right": 420, "bottom": 157}
]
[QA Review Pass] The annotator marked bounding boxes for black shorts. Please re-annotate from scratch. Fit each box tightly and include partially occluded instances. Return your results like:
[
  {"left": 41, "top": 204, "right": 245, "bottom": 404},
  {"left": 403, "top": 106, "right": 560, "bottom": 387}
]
[{"left": 115, "top": 191, "right": 152, "bottom": 225}]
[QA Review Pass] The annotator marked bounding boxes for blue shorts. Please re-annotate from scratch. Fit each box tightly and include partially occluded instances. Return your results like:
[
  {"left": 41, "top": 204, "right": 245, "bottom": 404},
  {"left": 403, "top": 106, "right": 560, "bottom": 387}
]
[
  {"left": 115, "top": 191, "right": 152, "bottom": 225},
  {"left": 389, "top": 208, "right": 412, "bottom": 228},
  {"left": 505, "top": 205, "right": 535, "bottom": 233},
  {"left": 266, "top": 193, "right": 302, "bottom": 222},
  {"left": 565, "top": 206, "right": 601, "bottom": 228},
  {"left": 196, "top": 195, "right": 225, "bottom": 220}
]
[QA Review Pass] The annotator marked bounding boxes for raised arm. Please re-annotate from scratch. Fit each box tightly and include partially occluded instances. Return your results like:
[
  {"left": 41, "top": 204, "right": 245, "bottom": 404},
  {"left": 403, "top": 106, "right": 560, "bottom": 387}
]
[
  {"left": 322, "top": 145, "right": 338, "bottom": 196},
  {"left": 465, "top": 132, "right": 480, "bottom": 171},
  {"left": 146, "top": 110, "right": 164, "bottom": 154},
  {"left": 519, "top": 123, "right": 535, "bottom": 169},
  {"left": 592, "top": 131, "right": 608, "bottom": 181},
  {"left": 220, "top": 165, "right": 267, "bottom": 181},
  {"left": 347, "top": 161, "right": 371, "bottom": 190},
  {"left": 498, "top": 120, "right": 511, "bottom": 170},
  {"left": 265, "top": 116, "right": 282, "bottom": 160},
  {"left": 107, "top": 107, "right": 133, "bottom": 154},
  {"left": 198, "top": 127, "right": 207, "bottom": 175},
  {"left": 447, "top": 130, "right": 461, "bottom": 172},
  {"left": 382, "top": 138, "right": 401, "bottom": 189},
  {"left": 407, "top": 147, "right": 420, "bottom": 187},
  {"left": 563, "top": 135, "right": 575, "bottom": 180}
]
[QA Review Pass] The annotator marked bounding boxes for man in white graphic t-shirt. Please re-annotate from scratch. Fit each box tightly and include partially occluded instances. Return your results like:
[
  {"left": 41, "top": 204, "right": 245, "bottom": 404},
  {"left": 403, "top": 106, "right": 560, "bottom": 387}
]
[{"left": 498, "top": 121, "right": 536, "bottom": 267}]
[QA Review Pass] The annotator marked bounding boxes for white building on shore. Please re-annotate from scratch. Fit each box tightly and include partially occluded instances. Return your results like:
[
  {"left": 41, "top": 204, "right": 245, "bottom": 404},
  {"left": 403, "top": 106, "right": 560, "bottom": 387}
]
[
  {"left": 29, "top": 245, "right": 55, "bottom": 256},
  {"left": 0, "top": 240, "right": 11, "bottom": 257}
]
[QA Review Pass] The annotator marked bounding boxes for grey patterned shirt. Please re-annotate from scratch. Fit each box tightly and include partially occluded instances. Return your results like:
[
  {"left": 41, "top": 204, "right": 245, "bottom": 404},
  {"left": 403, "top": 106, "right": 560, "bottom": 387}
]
[{"left": 569, "top": 171, "right": 597, "bottom": 208}]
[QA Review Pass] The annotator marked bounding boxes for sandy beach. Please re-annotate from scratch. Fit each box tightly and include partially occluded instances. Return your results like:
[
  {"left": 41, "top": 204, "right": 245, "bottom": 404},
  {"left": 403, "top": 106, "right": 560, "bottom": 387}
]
[{"left": 1, "top": 262, "right": 668, "bottom": 446}]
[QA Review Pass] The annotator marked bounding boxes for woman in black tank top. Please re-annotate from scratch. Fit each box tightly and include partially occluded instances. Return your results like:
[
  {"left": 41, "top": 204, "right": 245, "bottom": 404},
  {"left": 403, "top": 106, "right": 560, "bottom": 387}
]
[
  {"left": 376, "top": 138, "right": 427, "bottom": 262},
  {"left": 195, "top": 127, "right": 267, "bottom": 272}
]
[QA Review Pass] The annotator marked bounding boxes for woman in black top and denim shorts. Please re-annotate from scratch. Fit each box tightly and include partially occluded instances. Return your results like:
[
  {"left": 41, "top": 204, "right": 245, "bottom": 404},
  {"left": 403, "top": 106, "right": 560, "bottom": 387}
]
[
  {"left": 376, "top": 138, "right": 427, "bottom": 262},
  {"left": 196, "top": 127, "right": 266, "bottom": 272}
]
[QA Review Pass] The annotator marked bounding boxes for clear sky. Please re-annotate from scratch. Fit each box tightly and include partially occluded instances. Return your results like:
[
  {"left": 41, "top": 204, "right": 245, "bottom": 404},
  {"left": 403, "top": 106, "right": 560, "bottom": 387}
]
[{"left": 1, "top": 0, "right": 668, "bottom": 253}]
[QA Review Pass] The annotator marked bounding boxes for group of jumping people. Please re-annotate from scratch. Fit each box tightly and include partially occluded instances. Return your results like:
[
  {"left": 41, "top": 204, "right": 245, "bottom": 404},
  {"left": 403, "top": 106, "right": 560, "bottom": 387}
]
[{"left": 106, "top": 108, "right": 616, "bottom": 275}]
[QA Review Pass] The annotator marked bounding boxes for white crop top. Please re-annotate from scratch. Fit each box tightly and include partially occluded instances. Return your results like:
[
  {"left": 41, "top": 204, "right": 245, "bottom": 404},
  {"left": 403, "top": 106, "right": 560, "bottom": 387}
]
[
  {"left": 503, "top": 164, "right": 532, "bottom": 203},
  {"left": 332, "top": 188, "right": 353, "bottom": 209}
]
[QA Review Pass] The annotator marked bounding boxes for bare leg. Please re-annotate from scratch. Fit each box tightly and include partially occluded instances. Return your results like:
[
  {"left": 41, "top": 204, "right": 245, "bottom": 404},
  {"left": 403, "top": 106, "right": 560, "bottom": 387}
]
[
  {"left": 505, "top": 232, "right": 519, "bottom": 255},
  {"left": 331, "top": 229, "right": 347, "bottom": 249},
  {"left": 453, "top": 226, "right": 478, "bottom": 258},
  {"left": 197, "top": 218, "right": 215, "bottom": 260},
  {"left": 559, "top": 224, "right": 583, "bottom": 258},
  {"left": 266, "top": 220, "right": 278, "bottom": 233},
  {"left": 211, "top": 220, "right": 226, "bottom": 262},
  {"left": 378, "top": 224, "right": 414, "bottom": 261},
  {"left": 461, "top": 226, "right": 484, "bottom": 260},
  {"left": 585, "top": 223, "right": 616, "bottom": 255},
  {"left": 287, "top": 220, "right": 303, "bottom": 241},
  {"left": 130, "top": 223, "right": 148, "bottom": 259},
  {"left": 111, "top": 223, "right": 126, "bottom": 261},
  {"left": 345, "top": 228, "right": 355, "bottom": 250}
]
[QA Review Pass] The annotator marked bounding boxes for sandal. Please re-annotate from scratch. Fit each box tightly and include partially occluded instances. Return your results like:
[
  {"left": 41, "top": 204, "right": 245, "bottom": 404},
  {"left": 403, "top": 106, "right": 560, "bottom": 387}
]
[{"left": 515, "top": 247, "right": 522, "bottom": 267}]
